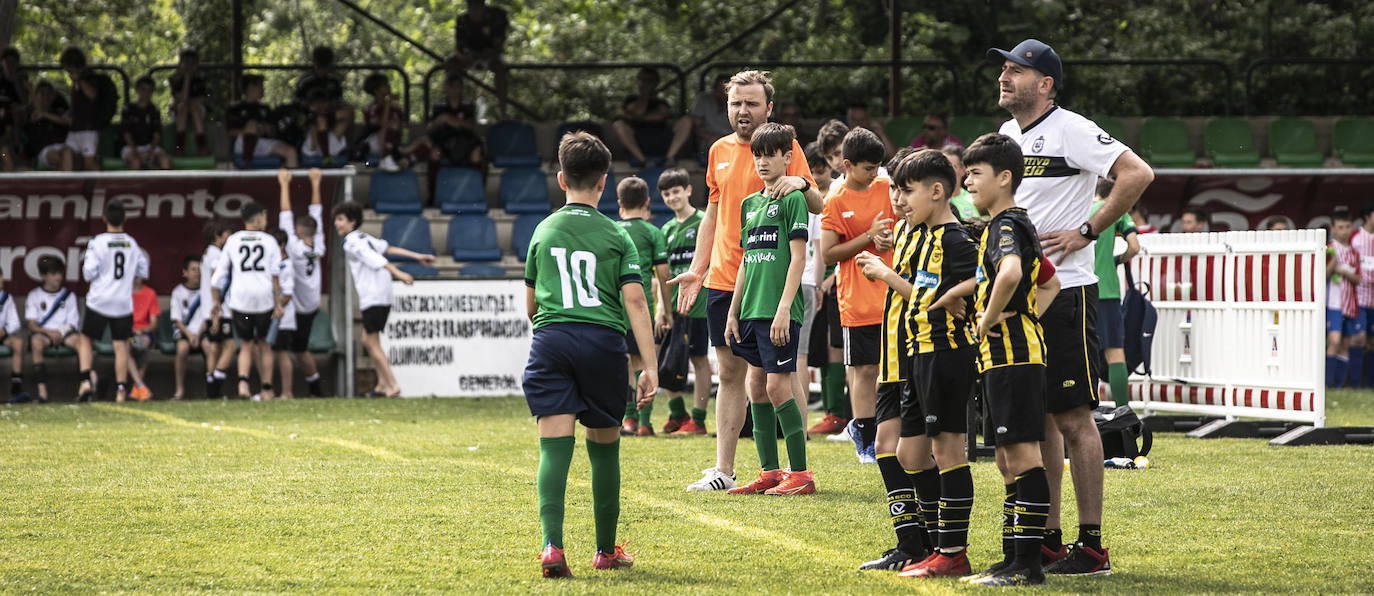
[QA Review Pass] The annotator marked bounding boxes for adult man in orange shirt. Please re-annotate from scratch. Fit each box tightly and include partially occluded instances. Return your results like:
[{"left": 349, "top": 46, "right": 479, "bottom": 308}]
[{"left": 671, "top": 70, "right": 823, "bottom": 491}]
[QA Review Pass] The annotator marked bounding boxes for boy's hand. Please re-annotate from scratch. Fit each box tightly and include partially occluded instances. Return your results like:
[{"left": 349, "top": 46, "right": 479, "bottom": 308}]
[
  {"left": 636, "top": 368, "right": 658, "bottom": 408},
  {"left": 974, "top": 310, "right": 1016, "bottom": 340},
  {"left": 272, "top": 305, "right": 284, "bottom": 320},
  {"left": 929, "top": 293, "right": 967, "bottom": 321},
  {"left": 417, "top": 254, "right": 437, "bottom": 266},
  {"left": 398, "top": 271, "right": 415, "bottom": 285},
  {"left": 668, "top": 270, "right": 702, "bottom": 314},
  {"left": 770, "top": 311, "right": 791, "bottom": 347},
  {"left": 308, "top": 167, "right": 322, "bottom": 185},
  {"left": 820, "top": 274, "right": 835, "bottom": 293},
  {"left": 856, "top": 252, "right": 890, "bottom": 281},
  {"left": 276, "top": 168, "right": 291, "bottom": 186},
  {"left": 867, "top": 214, "right": 894, "bottom": 241},
  {"left": 655, "top": 312, "right": 672, "bottom": 338},
  {"left": 724, "top": 316, "right": 741, "bottom": 347},
  {"left": 46, "top": 329, "right": 62, "bottom": 342}
]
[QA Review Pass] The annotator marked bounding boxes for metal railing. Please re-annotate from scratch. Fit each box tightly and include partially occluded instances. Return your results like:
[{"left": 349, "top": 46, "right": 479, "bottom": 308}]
[
  {"left": 20, "top": 64, "right": 133, "bottom": 105},
  {"left": 145, "top": 63, "right": 412, "bottom": 121},
  {"left": 1245, "top": 58, "right": 1374, "bottom": 115},
  {"left": 698, "top": 59, "right": 963, "bottom": 112},
  {"left": 973, "top": 58, "right": 1235, "bottom": 116},
  {"left": 422, "top": 61, "right": 688, "bottom": 122}
]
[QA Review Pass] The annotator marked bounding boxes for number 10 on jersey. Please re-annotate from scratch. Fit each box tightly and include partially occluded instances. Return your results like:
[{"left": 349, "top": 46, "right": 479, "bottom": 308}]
[{"left": 550, "top": 247, "right": 601, "bottom": 309}]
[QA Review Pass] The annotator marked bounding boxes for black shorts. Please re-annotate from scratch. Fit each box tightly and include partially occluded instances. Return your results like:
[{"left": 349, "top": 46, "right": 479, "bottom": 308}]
[
  {"left": 291, "top": 309, "right": 318, "bottom": 353},
  {"left": 728, "top": 319, "right": 801, "bottom": 373},
  {"left": 982, "top": 364, "right": 1046, "bottom": 447},
  {"left": 824, "top": 287, "right": 843, "bottom": 349},
  {"left": 1096, "top": 297, "right": 1124, "bottom": 350},
  {"left": 207, "top": 318, "right": 233, "bottom": 342},
  {"left": 706, "top": 288, "right": 734, "bottom": 348},
  {"left": 232, "top": 310, "right": 273, "bottom": 342},
  {"left": 82, "top": 309, "right": 133, "bottom": 341},
  {"left": 625, "top": 325, "right": 641, "bottom": 357},
  {"left": 686, "top": 316, "right": 709, "bottom": 357},
  {"left": 911, "top": 346, "right": 977, "bottom": 437},
  {"left": 808, "top": 289, "right": 832, "bottom": 364},
  {"left": 842, "top": 324, "right": 881, "bottom": 367},
  {"left": 273, "top": 328, "right": 295, "bottom": 352},
  {"left": 523, "top": 322, "right": 630, "bottom": 428},
  {"left": 1041, "top": 285, "right": 1100, "bottom": 413},
  {"left": 875, "top": 380, "right": 924, "bottom": 438},
  {"left": 362, "top": 306, "right": 390, "bottom": 334}
]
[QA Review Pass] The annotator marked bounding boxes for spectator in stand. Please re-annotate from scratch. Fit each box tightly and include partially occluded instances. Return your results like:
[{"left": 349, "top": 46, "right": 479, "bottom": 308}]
[
  {"left": 1326, "top": 209, "right": 1361, "bottom": 387},
  {"left": 120, "top": 76, "right": 171, "bottom": 170},
  {"left": 1349, "top": 202, "right": 1374, "bottom": 387},
  {"left": 167, "top": 49, "right": 209, "bottom": 156},
  {"left": 1130, "top": 203, "right": 1157, "bottom": 234},
  {"left": 25, "top": 81, "right": 72, "bottom": 171},
  {"left": 452, "top": 0, "right": 509, "bottom": 117},
  {"left": 294, "top": 46, "right": 344, "bottom": 106},
  {"left": 845, "top": 102, "right": 896, "bottom": 158},
  {"left": 362, "top": 73, "right": 409, "bottom": 172},
  {"left": 776, "top": 101, "right": 815, "bottom": 147},
  {"left": 300, "top": 93, "right": 351, "bottom": 166},
  {"left": 0, "top": 46, "right": 31, "bottom": 172},
  {"left": 1260, "top": 215, "right": 1293, "bottom": 231},
  {"left": 1179, "top": 206, "right": 1209, "bottom": 233},
  {"left": 60, "top": 46, "right": 115, "bottom": 171},
  {"left": 909, "top": 113, "right": 962, "bottom": 150},
  {"left": 668, "top": 74, "right": 731, "bottom": 162},
  {"left": 420, "top": 72, "right": 485, "bottom": 171},
  {"left": 227, "top": 74, "right": 299, "bottom": 168},
  {"left": 612, "top": 67, "right": 673, "bottom": 166}
]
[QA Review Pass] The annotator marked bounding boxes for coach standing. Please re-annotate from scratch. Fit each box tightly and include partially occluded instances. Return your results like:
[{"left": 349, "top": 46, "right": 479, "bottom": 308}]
[{"left": 987, "top": 39, "right": 1154, "bottom": 575}]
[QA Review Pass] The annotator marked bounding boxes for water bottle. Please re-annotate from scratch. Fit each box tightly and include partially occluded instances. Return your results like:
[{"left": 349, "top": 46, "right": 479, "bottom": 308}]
[
  {"left": 475, "top": 91, "right": 490, "bottom": 125},
  {"left": 1103, "top": 457, "right": 1136, "bottom": 469}
]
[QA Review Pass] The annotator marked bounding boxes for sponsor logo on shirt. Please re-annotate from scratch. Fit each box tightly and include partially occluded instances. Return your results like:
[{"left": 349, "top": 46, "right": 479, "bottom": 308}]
[
  {"left": 975, "top": 265, "right": 986, "bottom": 283},
  {"left": 745, "top": 226, "right": 779, "bottom": 251},
  {"left": 716, "top": 162, "right": 730, "bottom": 170},
  {"left": 842, "top": 211, "right": 855, "bottom": 218},
  {"left": 914, "top": 270, "right": 938, "bottom": 289}
]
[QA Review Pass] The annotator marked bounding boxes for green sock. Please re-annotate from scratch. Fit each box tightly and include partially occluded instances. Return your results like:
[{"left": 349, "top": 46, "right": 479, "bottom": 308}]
[
  {"left": 691, "top": 407, "right": 707, "bottom": 426},
  {"left": 637, "top": 400, "right": 654, "bottom": 427},
  {"left": 537, "top": 436, "right": 575, "bottom": 549},
  {"left": 775, "top": 398, "right": 807, "bottom": 471},
  {"left": 585, "top": 438, "right": 620, "bottom": 553},
  {"left": 751, "top": 401, "right": 780, "bottom": 470},
  {"left": 623, "top": 385, "right": 636, "bottom": 423},
  {"left": 823, "top": 363, "right": 848, "bottom": 418},
  {"left": 668, "top": 396, "right": 687, "bottom": 419},
  {"left": 1109, "top": 362, "right": 1129, "bottom": 407}
]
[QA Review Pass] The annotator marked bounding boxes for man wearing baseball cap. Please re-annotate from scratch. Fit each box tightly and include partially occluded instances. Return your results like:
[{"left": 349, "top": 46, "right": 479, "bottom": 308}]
[{"left": 980, "top": 38, "right": 1155, "bottom": 581}]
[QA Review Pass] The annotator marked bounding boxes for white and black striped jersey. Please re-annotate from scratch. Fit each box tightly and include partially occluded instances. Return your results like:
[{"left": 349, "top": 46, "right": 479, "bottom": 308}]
[
  {"left": 170, "top": 282, "right": 206, "bottom": 333},
  {"left": 25, "top": 286, "right": 80, "bottom": 332},
  {"left": 0, "top": 290, "right": 18, "bottom": 335}
]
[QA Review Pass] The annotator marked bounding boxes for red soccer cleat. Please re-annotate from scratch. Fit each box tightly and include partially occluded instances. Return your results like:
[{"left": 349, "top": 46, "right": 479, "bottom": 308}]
[
  {"left": 636, "top": 424, "right": 656, "bottom": 437},
  {"left": 764, "top": 470, "right": 816, "bottom": 495},
  {"left": 620, "top": 418, "right": 638, "bottom": 436},
  {"left": 898, "top": 550, "right": 972, "bottom": 578},
  {"left": 807, "top": 414, "right": 848, "bottom": 435},
  {"left": 661, "top": 416, "right": 689, "bottom": 434},
  {"left": 672, "top": 419, "right": 708, "bottom": 436},
  {"left": 540, "top": 544, "right": 571, "bottom": 578},
  {"left": 727, "top": 469, "right": 784, "bottom": 494},
  {"left": 591, "top": 543, "right": 634, "bottom": 570}
]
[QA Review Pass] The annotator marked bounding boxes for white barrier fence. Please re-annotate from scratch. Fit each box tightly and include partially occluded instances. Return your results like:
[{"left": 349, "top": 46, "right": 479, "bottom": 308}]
[{"left": 1126, "top": 229, "right": 1327, "bottom": 426}]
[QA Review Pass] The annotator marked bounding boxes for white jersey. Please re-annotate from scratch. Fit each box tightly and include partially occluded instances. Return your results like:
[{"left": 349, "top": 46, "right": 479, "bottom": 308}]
[
  {"left": 212, "top": 230, "right": 282, "bottom": 314},
  {"left": 280, "top": 204, "right": 325, "bottom": 314},
  {"left": 202, "top": 244, "right": 231, "bottom": 318},
  {"left": 170, "top": 283, "right": 206, "bottom": 334},
  {"left": 82, "top": 232, "right": 147, "bottom": 317},
  {"left": 343, "top": 229, "right": 393, "bottom": 310},
  {"left": 277, "top": 257, "right": 297, "bottom": 331},
  {"left": 802, "top": 212, "right": 820, "bottom": 286},
  {"left": 998, "top": 106, "right": 1130, "bottom": 289},
  {"left": 25, "top": 286, "right": 80, "bottom": 332},
  {"left": 0, "top": 290, "right": 21, "bottom": 335}
]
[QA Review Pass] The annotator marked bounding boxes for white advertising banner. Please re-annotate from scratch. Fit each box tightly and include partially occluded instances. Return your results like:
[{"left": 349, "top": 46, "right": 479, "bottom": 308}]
[{"left": 381, "top": 279, "right": 531, "bottom": 397}]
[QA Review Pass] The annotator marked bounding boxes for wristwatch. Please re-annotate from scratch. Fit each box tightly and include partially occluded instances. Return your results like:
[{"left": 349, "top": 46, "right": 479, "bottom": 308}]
[
  {"left": 799, "top": 178, "right": 811, "bottom": 193},
  {"left": 1078, "top": 221, "right": 1098, "bottom": 241}
]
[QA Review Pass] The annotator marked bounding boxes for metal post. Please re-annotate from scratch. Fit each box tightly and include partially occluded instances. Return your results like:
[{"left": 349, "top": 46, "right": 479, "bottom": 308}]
[
  {"left": 889, "top": 0, "right": 901, "bottom": 118},
  {"left": 230, "top": 0, "right": 243, "bottom": 95},
  {"left": 342, "top": 175, "right": 356, "bottom": 398}
]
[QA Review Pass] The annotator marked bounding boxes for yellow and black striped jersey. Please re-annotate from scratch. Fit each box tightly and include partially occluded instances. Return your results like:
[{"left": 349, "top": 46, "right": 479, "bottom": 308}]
[
  {"left": 904, "top": 222, "right": 978, "bottom": 356},
  {"left": 878, "top": 219, "right": 921, "bottom": 383},
  {"left": 974, "top": 207, "right": 1046, "bottom": 370}
]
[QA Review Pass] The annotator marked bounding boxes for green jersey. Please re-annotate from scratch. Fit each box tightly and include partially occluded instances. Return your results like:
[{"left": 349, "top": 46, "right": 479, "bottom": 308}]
[
  {"left": 1089, "top": 200, "right": 1137, "bottom": 300},
  {"left": 616, "top": 218, "right": 668, "bottom": 312},
  {"left": 738, "top": 190, "right": 809, "bottom": 323},
  {"left": 662, "top": 210, "right": 707, "bottom": 319},
  {"left": 525, "top": 204, "right": 642, "bottom": 334},
  {"left": 950, "top": 188, "right": 980, "bottom": 221}
]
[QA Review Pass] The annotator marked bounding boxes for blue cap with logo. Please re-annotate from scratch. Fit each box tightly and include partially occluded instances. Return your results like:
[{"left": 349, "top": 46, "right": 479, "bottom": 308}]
[{"left": 987, "top": 39, "right": 1063, "bottom": 90}]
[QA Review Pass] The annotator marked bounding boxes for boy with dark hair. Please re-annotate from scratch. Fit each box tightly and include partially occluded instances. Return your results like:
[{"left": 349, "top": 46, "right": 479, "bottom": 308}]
[
  {"left": 201, "top": 218, "right": 236, "bottom": 397},
  {"left": 615, "top": 175, "right": 671, "bottom": 435},
  {"left": 960, "top": 132, "right": 1062, "bottom": 586},
  {"left": 820, "top": 127, "right": 896, "bottom": 463},
  {"left": 294, "top": 46, "right": 343, "bottom": 105},
  {"left": 816, "top": 119, "right": 851, "bottom": 182},
  {"left": 170, "top": 255, "right": 205, "bottom": 400},
  {"left": 0, "top": 276, "right": 22, "bottom": 402},
  {"left": 278, "top": 168, "right": 327, "bottom": 397},
  {"left": 24, "top": 256, "right": 80, "bottom": 403},
  {"left": 168, "top": 48, "right": 209, "bottom": 156},
  {"left": 211, "top": 202, "right": 284, "bottom": 400},
  {"left": 658, "top": 167, "right": 712, "bottom": 435},
  {"left": 121, "top": 76, "right": 171, "bottom": 170},
  {"left": 723, "top": 122, "right": 814, "bottom": 496},
  {"left": 525, "top": 131, "right": 658, "bottom": 577},
  {"left": 422, "top": 73, "right": 485, "bottom": 170},
  {"left": 363, "top": 73, "right": 409, "bottom": 172},
  {"left": 1179, "top": 206, "right": 1208, "bottom": 233},
  {"left": 25, "top": 81, "right": 72, "bottom": 171},
  {"left": 59, "top": 46, "right": 114, "bottom": 171},
  {"left": 803, "top": 141, "right": 850, "bottom": 435},
  {"left": 78, "top": 201, "right": 148, "bottom": 402},
  {"left": 1089, "top": 178, "right": 1139, "bottom": 405},
  {"left": 1326, "top": 209, "right": 1361, "bottom": 387},
  {"left": 227, "top": 74, "right": 300, "bottom": 168},
  {"left": 127, "top": 268, "right": 160, "bottom": 401}
]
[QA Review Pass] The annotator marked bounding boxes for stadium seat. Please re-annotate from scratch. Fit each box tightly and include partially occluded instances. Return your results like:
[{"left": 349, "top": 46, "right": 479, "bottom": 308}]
[
  {"left": 381, "top": 214, "right": 439, "bottom": 276},
  {"left": 1092, "top": 116, "right": 1128, "bottom": 146},
  {"left": 447, "top": 215, "right": 503, "bottom": 262},
  {"left": 42, "top": 345, "right": 76, "bottom": 358},
  {"left": 370, "top": 171, "right": 424, "bottom": 214},
  {"left": 232, "top": 155, "right": 285, "bottom": 170},
  {"left": 435, "top": 167, "right": 487, "bottom": 214},
  {"left": 512, "top": 214, "right": 546, "bottom": 262},
  {"left": 160, "top": 124, "right": 216, "bottom": 169},
  {"left": 0, "top": 344, "right": 8, "bottom": 357},
  {"left": 884, "top": 116, "right": 923, "bottom": 147},
  {"left": 460, "top": 263, "right": 506, "bottom": 277},
  {"left": 308, "top": 308, "right": 336, "bottom": 353},
  {"left": 1137, "top": 117, "right": 1197, "bottom": 167},
  {"left": 94, "top": 327, "right": 115, "bottom": 356},
  {"left": 1333, "top": 117, "right": 1374, "bottom": 167},
  {"left": 155, "top": 311, "right": 177, "bottom": 355},
  {"left": 488, "top": 120, "right": 541, "bottom": 168},
  {"left": 1204, "top": 117, "right": 1260, "bottom": 168},
  {"left": 638, "top": 166, "right": 670, "bottom": 213},
  {"left": 499, "top": 166, "right": 551, "bottom": 214},
  {"left": 597, "top": 171, "right": 619, "bottom": 215},
  {"left": 1268, "top": 118, "right": 1323, "bottom": 168},
  {"left": 948, "top": 116, "right": 997, "bottom": 146},
  {"left": 301, "top": 154, "right": 347, "bottom": 168}
]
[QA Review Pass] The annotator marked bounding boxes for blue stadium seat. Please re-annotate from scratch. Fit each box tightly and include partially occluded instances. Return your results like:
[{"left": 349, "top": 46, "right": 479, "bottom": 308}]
[
  {"left": 232, "top": 155, "right": 285, "bottom": 170},
  {"left": 597, "top": 171, "right": 619, "bottom": 215},
  {"left": 637, "top": 166, "right": 670, "bottom": 213},
  {"left": 447, "top": 215, "right": 503, "bottom": 262},
  {"left": 460, "top": 263, "right": 507, "bottom": 277},
  {"left": 435, "top": 167, "right": 487, "bottom": 214},
  {"left": 488, "top": 120, "right": 541, "bottom": 168},
  {"left": 499, "top": 166, "right": 551, "bottom": 214},
  {"left": 651, "top": 212, "right": 672, "bottom": 228},
  {"left": 370, "top": 171, "right": 423, "bottom": 214},
  {"left": 512, "top": 214, "right": 546, "bottom": 262},
  {"left": 381, "top": 214, "right": 438, "bottom": 276}
]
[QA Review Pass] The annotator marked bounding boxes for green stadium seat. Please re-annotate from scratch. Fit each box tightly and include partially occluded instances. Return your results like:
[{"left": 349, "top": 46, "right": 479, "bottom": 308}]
[
  {"left": 98, "top": 125, "right": 127, "bottom": 171},
  {"left": 884, "top": 116, "right": 923, "bottom": 147},
  {"left": 1137, "top": 117, "right": 1196, "bottom": 168},
  {"left": 308, "top": 308, "right": 336, "bottom": 353},
  {"left": 948, "top": 116, "right": 997, "bottom": 146},
  {"left": 94, "top": 327, "right": 115, "bottom": 356},
  {"left": 155, "top": 311, "right": 177, "bottom": 355},
  {"left": 1204, "top": 117, "right": 1260, "bottom": 168},
  {"left": 1267, "top": 118, "right": 1323, "bottom": 168},
  {"left": 0, "top": 344, "right": 9, "bottom": 358},
  {"left": 1332, "top": 117, "right": 1374, "bottom": 167},
  {"left": 161, "top": 124, "right": 216, "bottom": 169},
  {"left": 1092, "top": 116, "right": 1127, "bottom": 146},
  {"left": 42, "top": 345, "right": 76, "bottom": 358}
]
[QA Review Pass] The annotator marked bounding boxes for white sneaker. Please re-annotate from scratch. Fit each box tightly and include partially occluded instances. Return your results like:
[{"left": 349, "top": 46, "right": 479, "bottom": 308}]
[
  {"left": 826, "top": 424, "right": 852, "bottom": 442},
  {"left": 685, "top": 467, "right": 736, "bottom": 492},
  {"left": 378, "top": 155, "right": 400, "bottom": 172}
]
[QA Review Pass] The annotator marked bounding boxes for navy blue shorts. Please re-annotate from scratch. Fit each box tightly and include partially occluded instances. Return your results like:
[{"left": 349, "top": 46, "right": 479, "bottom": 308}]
[
  {"left": 706, "top": 288, "right": 733, "bottom": 348},
  {"left": 524, "top": 323, "right": 630, "bottom": 428},
  {"left": 686, "top": 316, "right": 709, "bottom": 356},
  {"left": 625, "top": 325, "right": 640, "bottom": 356},
  {"left": 729, "top": 318, "right": 802, "bottom": 373},
  {"left": 1096, "top": 297, "right": 1125, "bottom": 350}
]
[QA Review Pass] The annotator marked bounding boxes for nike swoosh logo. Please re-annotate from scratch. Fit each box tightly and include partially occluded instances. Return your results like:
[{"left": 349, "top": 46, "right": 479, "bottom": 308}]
[{"left": 776, "top": 358, "right": 793, "bottom": 366}]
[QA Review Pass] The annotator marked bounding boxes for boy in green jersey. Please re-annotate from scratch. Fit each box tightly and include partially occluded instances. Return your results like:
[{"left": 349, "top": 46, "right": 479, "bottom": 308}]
[
  {"left": 523, "top": 132, "right": 658, "bottom": 578},
  {"left": 614, "top": 176, "right": 671, "bottom": 436},
  {"left": 658, "top": 167, "right": 713, "bottom": 435},
  {"left": 1088, "top": 178, "right": 1138, "bottom": 406},
  {"left": 722, "top": 123, "right": 814, "bottom": 496}
]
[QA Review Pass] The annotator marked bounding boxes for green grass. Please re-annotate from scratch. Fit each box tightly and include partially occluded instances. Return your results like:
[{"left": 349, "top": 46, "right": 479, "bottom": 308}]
[{"left": 1, "top": 393, "right": 1372, "bottom": 594}]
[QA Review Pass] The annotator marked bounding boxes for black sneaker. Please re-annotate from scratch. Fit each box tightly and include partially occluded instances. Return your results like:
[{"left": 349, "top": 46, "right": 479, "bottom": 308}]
[
  {"left": 1045, "top": 542, "right": 1112, "bottom": 576},
  {"left": 965, "top": 562, "right": 1045, "bottom": 586},
  {"left": 307, "top": 380, "right": 325, "bottom": 398},
  {"left": 858, "top": 547, "right": 920, "bottom": 571},
  {"left": 960, "top": 558, "right": 1012, "bottom": 583}
]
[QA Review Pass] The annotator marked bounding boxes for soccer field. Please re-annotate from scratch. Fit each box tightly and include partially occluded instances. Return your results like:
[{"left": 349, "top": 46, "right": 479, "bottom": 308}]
[{"left": 2, "top": 392, "right": 1372, "bottom": 594}]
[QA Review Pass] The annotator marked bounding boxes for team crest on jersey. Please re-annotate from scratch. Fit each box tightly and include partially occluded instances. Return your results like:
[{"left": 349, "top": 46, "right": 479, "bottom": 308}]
[
  {"left": 1098, "top": 133, "right": 1115, "bottom": 145},
  {"left": 766, "top": 204, "right": 779, "bottom": 218},
  {"left": 685, "top": 228, "right": 696, "bottom": 239},
  {"left": 1032, "top": 136, "right": 1045, "bottom": 152}
]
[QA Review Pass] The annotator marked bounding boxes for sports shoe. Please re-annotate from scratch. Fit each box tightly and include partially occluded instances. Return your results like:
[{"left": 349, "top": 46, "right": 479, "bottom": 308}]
[
  {"left": 620, "top": 418, "right": 638, "bottom": 436},
  {"left": 1041, "top": 543, "right": 1068, "bottom": 566},
  {"left": 825, "top": 423, "right": 852, "bottom": 442},
  {"left": 847, "top": 420, "right": 877, "bottom": 464},
  {"left": 635, "top": 424, "right": 655, "bottom": 437},
  {"left": 858, "top": 548, "right": 919, "bottom": 571},
  {"left": 764, "top": 469, "right": 815, "bottom": 495},
  {"left": 899, "top": 550, "right": 940, "bottom": 574},
  {"left": 540, "top": 544, "right": 571, "bottom": 578},
  {"left": 378, "top": 155, "right": 401, "bottom": 172},
  {"left": 131, "top": 384, "right": 151, "bottom": 401},
  {"left": 960, "top": 559, "right": 1011, "bottom": 583},
  {"left": 661, "top": 416, "right": 688, "bottom": 434},
  {"left": 897, "top": 550, "right": 972, "bottom": 578},
  {"left": 807, "top": 413, "right": 848, "bottom": 435},
  {"left": 671, "top": 419, "right": 707, "bottom": 436},
  {"left": 685, "top": 467, "right": 736, "bottom": 492},
  {"left": 728, "top": 469, "right": 784, "bottom": 494},
  {"left": 965, "top": 562, "right": 1044, "bottom": 586},
  {"left": 591, "top": 543, "right": 634, "bottom": 570},
  {"left": 1045, "top": 542, "right": 1111, "bottom": 576}
]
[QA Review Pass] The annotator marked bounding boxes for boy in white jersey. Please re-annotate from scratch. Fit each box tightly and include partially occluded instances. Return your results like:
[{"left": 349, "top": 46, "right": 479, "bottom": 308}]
[
  {"left": 26, "top": 256, "right": 80, "bottom": 403},
  {"left": 211, "top": 201, "right": 284, "bottom": 400},
  {"left": 201, "top": 219, "right": 236, "bottom": 398},
  {"left": 78, "top": 201, "right": 148, "bottom": 403},
  {"left": 334, "top": 201, "right": 434, "bottom": 397},
  {"left": 277, "top": 167, "right": 327, "bottom": 396},
  {"left": 169, "top": 255, "right": 205, "bottom": 400},
  {"left": 268, "top": 229, "right": 298, "bottom": 398},
  {"left": 0, "top": 277, "right": 23, "bottom": 403}
]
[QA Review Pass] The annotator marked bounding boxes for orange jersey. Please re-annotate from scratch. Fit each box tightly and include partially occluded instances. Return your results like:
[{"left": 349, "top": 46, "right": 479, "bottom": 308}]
[
  {"left": 820, "top": 178, "right": 895, "bottom": 327},
  {"left": 706, "top": 135, "right": 815, "bottom": 292}
]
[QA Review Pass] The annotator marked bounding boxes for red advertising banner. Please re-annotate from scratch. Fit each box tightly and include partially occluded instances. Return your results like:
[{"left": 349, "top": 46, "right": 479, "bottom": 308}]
[
  {"left": 1135, "top": 172, "right": 1374, "bottom": 232},
  {"left": 0, "top": 175, "right": 338, "bottom": 296}
]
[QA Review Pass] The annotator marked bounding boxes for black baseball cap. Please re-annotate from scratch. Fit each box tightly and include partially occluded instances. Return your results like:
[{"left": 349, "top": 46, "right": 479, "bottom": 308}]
[{"left": 987, "top": 39, "right": 1062, "bottom": 90}]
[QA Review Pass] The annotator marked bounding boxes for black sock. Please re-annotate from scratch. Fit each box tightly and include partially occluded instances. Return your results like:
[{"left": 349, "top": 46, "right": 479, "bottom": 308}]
[
  {"left": 9, "top": 373, "right": 21, "bottom": 396},
  {"left": 1043, "top": 528, "right": 1063, "bottom": 552},
  {"left": 912, "top": 467, "right": 941, "bottom": 550},
  {"left": 1001, "top": 483, "right": 1016, "bottom": 564},
  {"left": 1078, "top": 524, "right": 1102, "bottom": 550},
  {"left": 877, "top": 454, "right": 922, "bottom": 554},
  {"left": 1013, "top": 467, "right": 1050, "bottom": 573},
  {"left": 854, "top": 417, "right": 877, "bottom": 445},
  {"left": 938, "top": 464, "right": 974, "bottom": 551}
]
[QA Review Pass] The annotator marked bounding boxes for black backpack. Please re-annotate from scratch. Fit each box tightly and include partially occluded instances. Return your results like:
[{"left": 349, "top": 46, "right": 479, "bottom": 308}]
[
  {"left": 1093, "top": 405, "right": 1152, "bottom": 459},
  {"left": 1121, "top": 265, "right": 1158, "bottom": 376},
  {"left": 91, "top": 73, "right": 119, "bottom": 128},
  {"left": 656, "top": 314, "right": 691, "bottom": 392}
]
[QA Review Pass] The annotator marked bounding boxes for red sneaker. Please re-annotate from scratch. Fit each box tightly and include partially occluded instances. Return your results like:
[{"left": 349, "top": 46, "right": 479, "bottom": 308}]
[
  {"left": 661, "top": 416, "right": 689, "bottom": 434},
  {"left": 898, "top": 550, "right": 972, "bottom": 578},
  {"left": 899, "top": 550, "right": 941, "bottom": 574},
  {"left": 620, "top": 418, "right": 638, "bottom": 436},
  {"left": 540, "top": 544, "right": 571, "bottom": 578},
  {"left": 635, "top": 424, "right": 655, "bottom": 437},
  {"left": 726, "top": 469, "right": 784, "bottom": 494},
  {"left": 764, "top": 470, "right": 815, "bottom": 495},
  {"left": 807, "top": 414, "right": 848, "bottom": 435},
  {"left": 671, "top": 419, "right": 708, "bottom": 436},
  {"left": 591, "top": 543, "right": 634, "bottom": 570},
  {"left": 1041, "top": 543, "right": 1068, "bottom": 566}
]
